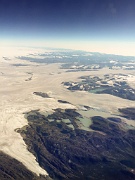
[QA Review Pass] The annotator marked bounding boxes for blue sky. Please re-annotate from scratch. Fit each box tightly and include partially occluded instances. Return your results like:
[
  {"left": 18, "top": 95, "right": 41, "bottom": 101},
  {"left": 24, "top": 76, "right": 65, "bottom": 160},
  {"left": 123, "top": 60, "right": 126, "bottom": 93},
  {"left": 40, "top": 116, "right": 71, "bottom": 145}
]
[{"left": 0, "top": 0, "right": 135, "bottom": 55}]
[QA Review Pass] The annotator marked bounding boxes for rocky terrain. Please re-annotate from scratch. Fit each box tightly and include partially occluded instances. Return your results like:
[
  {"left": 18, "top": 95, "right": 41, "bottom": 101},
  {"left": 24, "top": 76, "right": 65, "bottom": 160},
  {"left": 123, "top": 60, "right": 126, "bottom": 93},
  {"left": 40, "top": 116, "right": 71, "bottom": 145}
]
[
  {"left": 119, "top": 107, "right": 135, "bottom": 120},
  {"left": 63, "top": 74, "right": 135, "bottom": 100},
  {"left": 19, "top": 109, "right": 135, "bottom": 180},
  {"left": 0, "top": 152, "right": 50, "bottom": 180},
  {"left": 18, "top": 51, "right": 135, "bottom": 71},
  {"left": 33, "top": 92, "right": 50, "bottom": 98}
]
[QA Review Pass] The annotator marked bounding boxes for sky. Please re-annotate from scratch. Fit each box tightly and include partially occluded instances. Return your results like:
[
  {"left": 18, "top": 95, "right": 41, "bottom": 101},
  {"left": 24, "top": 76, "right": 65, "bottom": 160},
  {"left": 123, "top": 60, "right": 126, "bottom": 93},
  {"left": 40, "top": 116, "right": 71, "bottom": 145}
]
[{"left": 0, "top": 0, "right": 135, "bottom": 55}]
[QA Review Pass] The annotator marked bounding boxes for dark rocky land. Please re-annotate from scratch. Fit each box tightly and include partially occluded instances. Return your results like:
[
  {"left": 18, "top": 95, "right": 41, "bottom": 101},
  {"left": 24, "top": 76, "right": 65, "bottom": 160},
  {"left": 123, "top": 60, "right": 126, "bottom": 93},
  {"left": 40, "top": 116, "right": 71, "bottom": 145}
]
[
  {"left": 119, "top": 107, "right": 135, "bottom": 120},
  {"left": 63, "top": 74, "right": 135, "bottom": 101},
  {"left": 0, "top": 151, "right": 50, "bottom": 180},
  {"left": 33, "top": 92, "right": 50, "bottom": 98},
  {"left": 57, "top": 100, "right": 71, "bottom": 104},
  {"left": 18, "top": 51, "right": 135, "bottom": 71},
  {"left": 18, "top": 108, "right": 135, "bottom": 180}
]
